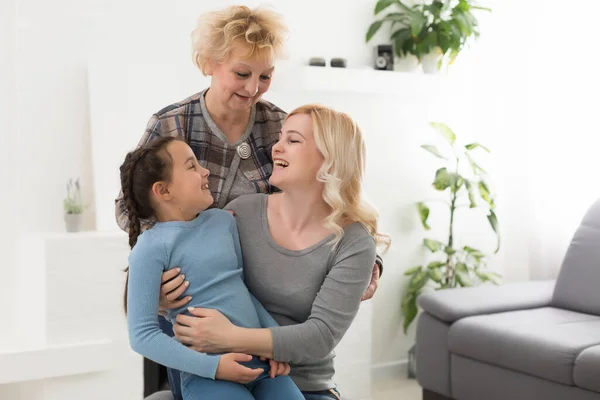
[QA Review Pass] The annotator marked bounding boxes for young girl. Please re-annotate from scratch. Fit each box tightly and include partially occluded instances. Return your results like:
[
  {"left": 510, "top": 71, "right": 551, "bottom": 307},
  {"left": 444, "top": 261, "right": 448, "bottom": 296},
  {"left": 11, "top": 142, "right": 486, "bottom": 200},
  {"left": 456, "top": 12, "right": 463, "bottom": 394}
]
[{"left": 120, "top": 136, "right": 304, "bottom": 400}]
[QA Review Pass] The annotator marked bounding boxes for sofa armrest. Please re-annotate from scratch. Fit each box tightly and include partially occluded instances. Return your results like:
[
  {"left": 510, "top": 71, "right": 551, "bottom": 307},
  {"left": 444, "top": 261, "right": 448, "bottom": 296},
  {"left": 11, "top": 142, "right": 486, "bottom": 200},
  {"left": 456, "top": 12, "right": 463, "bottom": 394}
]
[{"left": 417, "top": 280, "right": 556, "bottom": 323}]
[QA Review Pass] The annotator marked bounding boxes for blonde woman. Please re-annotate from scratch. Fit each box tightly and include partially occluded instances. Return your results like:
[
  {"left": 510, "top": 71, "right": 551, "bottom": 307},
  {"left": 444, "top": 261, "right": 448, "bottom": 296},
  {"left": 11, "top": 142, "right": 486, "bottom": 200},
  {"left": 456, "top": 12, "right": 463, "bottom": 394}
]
[
  {"left": 115, "top": 5, "right": 383, "bottom": 398},
  {"left": 168, "top": 105, "right": 391, "bottom": 400}
]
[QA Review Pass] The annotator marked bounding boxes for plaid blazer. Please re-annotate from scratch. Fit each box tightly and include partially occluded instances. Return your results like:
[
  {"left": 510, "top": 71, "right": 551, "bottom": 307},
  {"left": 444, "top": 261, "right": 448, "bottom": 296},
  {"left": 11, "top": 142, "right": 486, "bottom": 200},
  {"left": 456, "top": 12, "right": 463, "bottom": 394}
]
[{"left": 115, "top": 89, "right": 287, "bottom": 232}]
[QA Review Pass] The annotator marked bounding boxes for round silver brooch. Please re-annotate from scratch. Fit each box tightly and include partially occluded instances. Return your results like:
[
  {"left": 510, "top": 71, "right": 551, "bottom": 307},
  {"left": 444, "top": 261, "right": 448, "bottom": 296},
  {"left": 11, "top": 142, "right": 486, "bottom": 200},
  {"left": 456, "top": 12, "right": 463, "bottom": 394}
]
[{"left": 237, "top": 143, "right": 252, "bottom": 159}]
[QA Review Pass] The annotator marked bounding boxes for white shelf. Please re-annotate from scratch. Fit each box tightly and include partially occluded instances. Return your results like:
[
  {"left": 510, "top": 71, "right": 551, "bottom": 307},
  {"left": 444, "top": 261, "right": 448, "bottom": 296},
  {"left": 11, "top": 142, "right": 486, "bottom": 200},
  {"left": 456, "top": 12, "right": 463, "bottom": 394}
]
[
  {"left": 270, "top": 62, "right": 446, "bottom": 96},
  {"left": 0, "top": 340, "right": 113, "bottom": 384}
]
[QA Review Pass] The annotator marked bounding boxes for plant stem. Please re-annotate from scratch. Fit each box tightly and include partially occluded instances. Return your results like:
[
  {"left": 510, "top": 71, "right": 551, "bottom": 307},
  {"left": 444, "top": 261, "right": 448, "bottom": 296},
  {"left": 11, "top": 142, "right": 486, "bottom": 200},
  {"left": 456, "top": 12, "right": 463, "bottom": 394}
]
[{"left": 445, "top": 157, "right": 459, "bottom": 287}]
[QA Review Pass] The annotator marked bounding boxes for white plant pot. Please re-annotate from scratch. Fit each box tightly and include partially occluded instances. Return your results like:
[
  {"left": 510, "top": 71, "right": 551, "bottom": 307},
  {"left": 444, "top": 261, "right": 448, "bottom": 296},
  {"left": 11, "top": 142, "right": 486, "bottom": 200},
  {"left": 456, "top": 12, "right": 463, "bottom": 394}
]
[
  {"left": 394, "top": 54, "right": 420, "bottom": 72},
  {"left": 64, "top": 213, "right": 82, "bottom": 232},
  {"left": 421, "top": 47, "right": 444, "bottom": 74}
]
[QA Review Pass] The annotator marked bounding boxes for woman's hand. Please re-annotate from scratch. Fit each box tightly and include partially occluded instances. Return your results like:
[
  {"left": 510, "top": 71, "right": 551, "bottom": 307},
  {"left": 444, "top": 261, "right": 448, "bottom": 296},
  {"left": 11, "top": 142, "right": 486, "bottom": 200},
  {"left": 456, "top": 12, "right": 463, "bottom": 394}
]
[
  {"left": 174, "top": 307, "right": 237, "bottom": 353},
  {"left": 361, "top": 263, "right": 380, "bottom": 301},
  {"left": 216, "top": 353, "right": 263, "bottom": 384},
  {"left": 158, "top": 268, "right": 192, "bottom": 313},
  {"left": 260, "top": 357, "right": 291, "bottom": 378}
]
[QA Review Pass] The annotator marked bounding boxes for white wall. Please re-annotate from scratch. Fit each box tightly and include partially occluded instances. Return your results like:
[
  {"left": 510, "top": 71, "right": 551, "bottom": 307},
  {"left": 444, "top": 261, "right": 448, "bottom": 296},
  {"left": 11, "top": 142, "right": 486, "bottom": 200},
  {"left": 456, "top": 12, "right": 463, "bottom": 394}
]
[
  {"left": 15, "top": 0, "right": 97, "bottom": 234},
  {"left": 0, "top": 0, "right": 18, "bottom": 346},
  {"left": 525, "top": 2, "right": 600, "bottom": 278}
]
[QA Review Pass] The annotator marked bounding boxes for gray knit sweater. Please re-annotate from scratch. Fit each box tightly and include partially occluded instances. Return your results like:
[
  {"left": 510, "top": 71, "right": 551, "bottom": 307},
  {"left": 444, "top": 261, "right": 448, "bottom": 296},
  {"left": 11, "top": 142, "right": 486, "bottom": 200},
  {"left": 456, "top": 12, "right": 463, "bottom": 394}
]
[{"left": 226, "top": 194, "right": 376, "bottom": 391}]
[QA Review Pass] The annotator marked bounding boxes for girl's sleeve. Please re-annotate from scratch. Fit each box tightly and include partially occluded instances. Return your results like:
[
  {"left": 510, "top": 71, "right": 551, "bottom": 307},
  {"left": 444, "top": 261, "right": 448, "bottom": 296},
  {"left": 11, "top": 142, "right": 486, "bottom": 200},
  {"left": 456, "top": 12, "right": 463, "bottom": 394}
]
[{"left": 127, "top": 233, "right": 221, "bottom": 379}]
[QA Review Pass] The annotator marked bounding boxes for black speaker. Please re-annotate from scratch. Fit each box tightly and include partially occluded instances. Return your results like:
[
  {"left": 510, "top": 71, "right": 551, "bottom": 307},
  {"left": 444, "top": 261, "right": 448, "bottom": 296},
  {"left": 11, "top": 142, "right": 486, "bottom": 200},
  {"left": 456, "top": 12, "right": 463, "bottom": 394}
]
[{"left": 374, "top": 45, "right": 393, "bottom": 71}]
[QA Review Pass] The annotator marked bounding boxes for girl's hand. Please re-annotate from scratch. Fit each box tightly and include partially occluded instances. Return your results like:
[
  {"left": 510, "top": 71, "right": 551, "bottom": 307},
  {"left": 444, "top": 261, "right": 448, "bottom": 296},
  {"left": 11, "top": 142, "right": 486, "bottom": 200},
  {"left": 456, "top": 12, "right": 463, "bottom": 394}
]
[
  {"left": 158, "top": 268, "right": 192, "bottom": 312},
  {"left": 260, "top": 357, "right": 291, "bottom": 378},
  {"left": 174, "top": 307, "right": 237, "bottom": 353},
  {"left": 216, "top": 353, "right": 263, "bottom": 384}
]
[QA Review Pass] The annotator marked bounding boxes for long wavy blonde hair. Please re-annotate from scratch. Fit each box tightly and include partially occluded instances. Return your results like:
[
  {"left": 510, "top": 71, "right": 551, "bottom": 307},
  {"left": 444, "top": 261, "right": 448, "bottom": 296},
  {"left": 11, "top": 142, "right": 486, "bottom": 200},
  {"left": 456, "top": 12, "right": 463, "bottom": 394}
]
[
  {"left": 191, "top": 5, "right": 288, "bottom": 75},
  {"left": 287, "top": 104, "right": 391, "bottom": 250}
]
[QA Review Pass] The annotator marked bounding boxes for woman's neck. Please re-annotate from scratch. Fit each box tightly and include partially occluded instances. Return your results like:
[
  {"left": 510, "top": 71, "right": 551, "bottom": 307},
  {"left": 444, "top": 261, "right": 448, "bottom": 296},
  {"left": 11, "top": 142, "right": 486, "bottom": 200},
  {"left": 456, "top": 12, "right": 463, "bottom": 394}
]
[
  {"left": 205, "top": 88, "right": 251, "bottom": 133},
  {"left": 270, "top": 189, "right": 331, "bottom": 233}
]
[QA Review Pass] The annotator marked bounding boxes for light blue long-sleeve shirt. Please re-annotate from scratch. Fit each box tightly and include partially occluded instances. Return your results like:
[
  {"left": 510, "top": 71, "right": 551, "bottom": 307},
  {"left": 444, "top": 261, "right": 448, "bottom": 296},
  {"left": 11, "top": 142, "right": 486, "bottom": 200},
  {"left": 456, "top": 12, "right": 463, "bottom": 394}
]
[{"left": 127, "top": 208, "right": 277, "bottom": 380}]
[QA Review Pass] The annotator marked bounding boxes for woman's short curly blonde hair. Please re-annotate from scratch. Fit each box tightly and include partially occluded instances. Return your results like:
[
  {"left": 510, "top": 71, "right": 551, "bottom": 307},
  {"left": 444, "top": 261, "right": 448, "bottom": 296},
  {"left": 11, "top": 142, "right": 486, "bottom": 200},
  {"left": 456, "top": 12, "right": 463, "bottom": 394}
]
[{"left": 191, "top": 5, "right": 288, "bottom": 75}]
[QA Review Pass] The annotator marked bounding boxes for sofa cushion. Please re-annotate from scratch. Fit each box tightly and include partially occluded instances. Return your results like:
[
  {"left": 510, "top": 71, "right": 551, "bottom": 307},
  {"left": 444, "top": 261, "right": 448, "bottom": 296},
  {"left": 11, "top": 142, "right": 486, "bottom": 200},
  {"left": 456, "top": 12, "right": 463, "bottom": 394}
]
[
  {"left": 552, "top": 198, "right": 600, "bottom": 316},
  {"left": 574, "top": 345, "right": 600, "bottom": 392},
  {"left": 448, "top": 307, "right": 600, "bottom": 386}
]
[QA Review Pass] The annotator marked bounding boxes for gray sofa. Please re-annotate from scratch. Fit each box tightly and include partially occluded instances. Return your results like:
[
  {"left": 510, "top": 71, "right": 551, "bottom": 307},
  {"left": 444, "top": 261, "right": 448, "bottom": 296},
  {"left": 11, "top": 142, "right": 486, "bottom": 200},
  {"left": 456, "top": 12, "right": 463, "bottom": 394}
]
[{"left": 416, "top": 199, "right": 600, "bottom": 400}]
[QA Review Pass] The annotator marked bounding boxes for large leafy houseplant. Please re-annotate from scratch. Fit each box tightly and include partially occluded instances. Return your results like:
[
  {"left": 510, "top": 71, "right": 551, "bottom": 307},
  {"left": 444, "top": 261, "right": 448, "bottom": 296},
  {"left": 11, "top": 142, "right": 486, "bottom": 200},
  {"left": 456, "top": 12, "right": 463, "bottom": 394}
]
[
  {"left": 366, "top": 0, "right": 491, "bottom": 66},
  {"left": 401, "top": 122, "right": 501, "bottom": 333}
]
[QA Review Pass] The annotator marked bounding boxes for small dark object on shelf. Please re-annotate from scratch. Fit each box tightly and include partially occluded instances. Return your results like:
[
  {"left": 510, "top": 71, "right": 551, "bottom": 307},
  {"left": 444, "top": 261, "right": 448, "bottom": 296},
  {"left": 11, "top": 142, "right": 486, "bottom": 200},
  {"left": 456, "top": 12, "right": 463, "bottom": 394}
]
[
  {"left": 374, "top": 45, "right": 393, "bottom": 70},
  {"left": 309, "top": 57, "right": 326, "bottom": 67},
  {"left": 330, "top": 58, "right": 347, "bottom": 68}
]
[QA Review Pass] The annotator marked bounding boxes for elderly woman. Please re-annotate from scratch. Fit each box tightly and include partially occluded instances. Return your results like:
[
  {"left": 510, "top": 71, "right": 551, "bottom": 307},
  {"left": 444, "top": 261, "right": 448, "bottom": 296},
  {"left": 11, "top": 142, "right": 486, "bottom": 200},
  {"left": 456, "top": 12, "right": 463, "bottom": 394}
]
[{"left": 115, "top": 5, "right": 383, "bottom": 400}]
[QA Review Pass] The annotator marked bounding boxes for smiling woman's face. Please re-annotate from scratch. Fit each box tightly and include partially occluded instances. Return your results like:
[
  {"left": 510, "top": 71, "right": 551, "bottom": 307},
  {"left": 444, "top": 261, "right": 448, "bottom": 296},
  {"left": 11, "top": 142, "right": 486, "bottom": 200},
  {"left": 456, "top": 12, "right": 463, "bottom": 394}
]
[
  {"left": 269, "top": 113, "right": 325, "bottom": 190},
  {"left": 205, "top": 43, "right": 275, "bottom": 112}
]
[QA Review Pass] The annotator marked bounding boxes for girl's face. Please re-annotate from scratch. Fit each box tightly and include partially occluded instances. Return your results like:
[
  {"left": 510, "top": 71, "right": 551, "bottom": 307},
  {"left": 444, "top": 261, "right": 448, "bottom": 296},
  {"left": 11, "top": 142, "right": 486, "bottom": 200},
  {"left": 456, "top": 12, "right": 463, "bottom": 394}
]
[
  {"left": 206, "top": 43, "right": 274, "bottom": 112},
  {"left": 163, "top": 141, "right": 213, "bottom": 214},
  {"left": 269, "top": 113, "right": 324, "bottom": 191}
]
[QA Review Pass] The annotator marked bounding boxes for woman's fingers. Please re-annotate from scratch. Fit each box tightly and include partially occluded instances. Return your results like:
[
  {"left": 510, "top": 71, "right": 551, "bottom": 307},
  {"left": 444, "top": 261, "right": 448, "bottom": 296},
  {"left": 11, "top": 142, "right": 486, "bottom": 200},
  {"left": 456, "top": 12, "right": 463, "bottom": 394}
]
[
  {"left": 161, "top": 268, "right": 181, "bottom": 283},
  {"left": 161, "top": 273, "right": 187, "bottom": 296},
  {"left": 173, "top": 322, "right": 195, "bottom": 339},
  {"left": 166, "top": 295, "right": 192, "bottom": 310},
  {"left": 165, "top": 280, "right": 190, "bottom": 302}
]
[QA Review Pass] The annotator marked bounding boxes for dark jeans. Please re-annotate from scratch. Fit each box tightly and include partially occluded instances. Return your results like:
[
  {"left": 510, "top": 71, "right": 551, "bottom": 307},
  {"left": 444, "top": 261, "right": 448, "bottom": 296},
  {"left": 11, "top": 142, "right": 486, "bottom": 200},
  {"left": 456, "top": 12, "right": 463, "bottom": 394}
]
[{"left": 157, "top": 316, "right": 341, "bottom": 400}]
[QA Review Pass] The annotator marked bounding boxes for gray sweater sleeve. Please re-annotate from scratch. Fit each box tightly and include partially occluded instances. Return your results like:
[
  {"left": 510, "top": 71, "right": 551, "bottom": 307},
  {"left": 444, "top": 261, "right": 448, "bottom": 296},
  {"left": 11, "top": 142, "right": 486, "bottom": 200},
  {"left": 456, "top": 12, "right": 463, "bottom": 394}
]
[{"left": 269, "top": 232, "right": 376, "bottom": 363}]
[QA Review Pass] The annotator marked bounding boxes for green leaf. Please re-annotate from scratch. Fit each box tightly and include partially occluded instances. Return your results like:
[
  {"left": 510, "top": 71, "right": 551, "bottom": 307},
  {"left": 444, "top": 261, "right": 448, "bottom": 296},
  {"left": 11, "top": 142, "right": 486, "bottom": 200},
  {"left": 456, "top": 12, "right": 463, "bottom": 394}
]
[
  {"left": 453, "top": 174, "right": 465, "bottom": 193},
  {"left": 391, "top": 28, "right": 412, "bottom": 52},
  {"left": 465, "top": 143, "right": 490, "bottom": 152},
  {"left": 471, "top": 5, "right": 493, "bottom": 12},
  {"left": 444, "top": 246, "right": 456, "bottom": 255},
  {"left": 417, "top": 202, "right": 431, "bottom": 230},
  {"left": 465, "top": 180, "right": 477, "bottom": 208},
  {"left": 432, "top": 168, "right": 453, "bottom": 191},
  {"left": 427, "top": 261, "right": 446, "bottom": 269},
  {"left": 404, "top": 265, "right": 423, "bottom": 276},
  {"left": 421, "top": 144, "right": 447, "bottom": 160},
  {"left": 430, "top": 122, "right": 456, "bottom": 145},
  {"left": 419, "top": 30, "right": 438, "bottom": 54},
  {"left": 409, "top": 270, "right": 430, "bottom": 292},
  {"left": 474, "top": 270, "right": 490, "bottom": 282},
  {"left": 456, "top": 271, "right": 473, "bottom": 287},
  {"left": 424, "top": 238, "right": 445, "bottom": 252},
  {"left": 487, "top": 271, "right": 503, "bottom": 284},
  {"left": 396, "top": 0, "right": 414, "bottom": 14},
  {"left": 456, "top": 262, "right": 469, "bottom": 274},
  {"left": 478, "top": 180, "right": 492, "bottom": 205},
  {"left": 456, "top": 0, "right": 471, "bottom": 13},
  {"left": 488, "top": 210, "right": 500, "bottom": 253},
  {"left": 374, "top": 0, "right": 397, "bottom": 14},
  {"left": 463, "top": 246, "right": 486, "bottom": 259},
  {"left": 430, "top": 268, "right": 443, "bottom": 283},
  {"left": 465, "top": 152, "right": 487, "bottom": 175},
  {"left": 410, "top": 12, "right": 427, "bottom": 36},
  {"left": 402, "top": 292, "right": 418, "bottom": 334},
  {"left": 366, "top": 20, "right": 384, "bottom": 42}
]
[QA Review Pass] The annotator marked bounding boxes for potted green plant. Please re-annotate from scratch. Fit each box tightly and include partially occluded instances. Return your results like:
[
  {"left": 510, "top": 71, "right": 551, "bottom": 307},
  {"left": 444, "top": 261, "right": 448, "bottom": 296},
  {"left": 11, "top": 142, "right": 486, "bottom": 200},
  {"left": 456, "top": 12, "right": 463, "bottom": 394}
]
[
  {"left": 403, "top": 122, "right": 501, "bottom": 377},
  {"left": 63, "top": 178, "right": 86, "bottom": 232},
  {"left": 365, "top": 0, "right": 491, "bottom": 73}
]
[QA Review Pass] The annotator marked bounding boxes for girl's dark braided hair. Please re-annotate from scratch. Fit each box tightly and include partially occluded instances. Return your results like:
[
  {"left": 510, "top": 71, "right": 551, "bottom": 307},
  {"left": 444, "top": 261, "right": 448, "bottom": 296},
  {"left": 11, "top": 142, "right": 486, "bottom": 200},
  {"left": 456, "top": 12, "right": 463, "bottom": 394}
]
[{"left": 120, "top": 136, "right": 182, "bottom": 313}]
